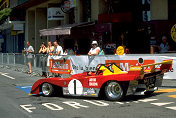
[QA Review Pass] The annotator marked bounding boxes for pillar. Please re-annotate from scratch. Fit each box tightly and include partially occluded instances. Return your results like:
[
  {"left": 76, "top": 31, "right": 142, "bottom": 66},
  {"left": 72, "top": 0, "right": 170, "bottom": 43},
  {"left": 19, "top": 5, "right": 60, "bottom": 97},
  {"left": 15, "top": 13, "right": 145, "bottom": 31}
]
[
  {"left": 25, "top": 10, "right": 35, "bottom": 48},
  {"left": 35, "top": 8, "right": 47, "bottom": 53}
]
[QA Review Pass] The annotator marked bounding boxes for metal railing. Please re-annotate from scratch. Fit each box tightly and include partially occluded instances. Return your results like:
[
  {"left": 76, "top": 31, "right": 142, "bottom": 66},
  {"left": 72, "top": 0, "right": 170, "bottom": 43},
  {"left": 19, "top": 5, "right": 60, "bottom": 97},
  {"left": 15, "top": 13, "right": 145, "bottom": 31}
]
[
  {"left": 0, "top": 53, "right": 44, "bottom": 67},
  {"left": 0, "top": 53, "right": 49, "bottom": 76}
]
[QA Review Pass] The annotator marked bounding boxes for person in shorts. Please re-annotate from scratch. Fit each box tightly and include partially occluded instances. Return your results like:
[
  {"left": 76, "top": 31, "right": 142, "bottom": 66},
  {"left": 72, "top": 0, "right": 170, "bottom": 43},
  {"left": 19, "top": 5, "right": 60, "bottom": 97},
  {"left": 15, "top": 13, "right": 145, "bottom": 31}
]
[
  {"left": 39, "top": 42, "right": 47, "bottom": 77},
  {"left": 25, "top": 41, "right": 34, "bottom": 74},
  {"left": 46, "top": 41, "right": 54, "bottom": 77}
]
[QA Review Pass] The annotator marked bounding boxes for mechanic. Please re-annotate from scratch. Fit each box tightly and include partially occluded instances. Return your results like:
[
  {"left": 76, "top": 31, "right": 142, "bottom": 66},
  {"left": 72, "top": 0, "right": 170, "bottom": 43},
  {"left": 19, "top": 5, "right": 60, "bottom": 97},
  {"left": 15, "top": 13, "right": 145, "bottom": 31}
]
[{"left": 88, "top": 41, "right": 100, "bottom": 56}]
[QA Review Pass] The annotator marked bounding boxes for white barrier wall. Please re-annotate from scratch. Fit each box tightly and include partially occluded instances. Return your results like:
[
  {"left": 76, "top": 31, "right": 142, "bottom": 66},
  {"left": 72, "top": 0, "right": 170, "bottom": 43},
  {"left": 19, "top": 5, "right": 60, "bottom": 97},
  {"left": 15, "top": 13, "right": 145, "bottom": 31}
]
[{"left": 50, "top": 55, "right": 175, "bottom": 79}]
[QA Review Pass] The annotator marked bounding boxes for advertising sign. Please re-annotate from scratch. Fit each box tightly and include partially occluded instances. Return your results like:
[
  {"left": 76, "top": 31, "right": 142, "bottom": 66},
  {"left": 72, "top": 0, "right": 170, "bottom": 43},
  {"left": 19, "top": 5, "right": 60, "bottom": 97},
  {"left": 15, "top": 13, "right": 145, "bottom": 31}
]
[
  {"left": 116, "top": 46, "right": 124, "bottom": 55},
  {"left": 171, "top": 24, "right": 176, "bottom": 42},
  {"left": 48, "top": 55, "right": 175, "bottom": 79},
  {"left": 12, "top": 23, "right": 24, "bottom": 30},
  {"left": 48, "top": 8, "right": 64, "bottom": 20},
  {"left": 49, "top": 59, "right": 71, "bottom": 74}
]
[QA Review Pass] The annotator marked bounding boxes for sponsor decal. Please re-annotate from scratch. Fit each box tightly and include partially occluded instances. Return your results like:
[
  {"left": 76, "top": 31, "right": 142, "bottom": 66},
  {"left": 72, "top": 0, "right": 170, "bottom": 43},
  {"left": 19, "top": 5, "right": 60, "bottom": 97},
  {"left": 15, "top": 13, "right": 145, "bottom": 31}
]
[
  {"left": 116, "top": 46, "right": 125, "bottom": 55},
  {"left": 89, "top": 78, "right": 98, "bottom": 86},
  {"left": 87, "top": 88, "right": 96, "bottom": 94},
  {"left": 49, "top": 59, "right": 71, "bottom": 74}
]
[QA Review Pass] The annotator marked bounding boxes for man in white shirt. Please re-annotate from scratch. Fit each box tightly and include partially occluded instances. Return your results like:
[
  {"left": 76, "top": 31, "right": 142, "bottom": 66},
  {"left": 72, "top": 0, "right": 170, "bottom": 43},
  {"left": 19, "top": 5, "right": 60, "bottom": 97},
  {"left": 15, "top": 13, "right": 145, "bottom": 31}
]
[
  {"left": 88, "top": 41, "right": 100, "bottom": 56},
  {"left": 53, "top": 40, "right": 63, "bottom": 55}
]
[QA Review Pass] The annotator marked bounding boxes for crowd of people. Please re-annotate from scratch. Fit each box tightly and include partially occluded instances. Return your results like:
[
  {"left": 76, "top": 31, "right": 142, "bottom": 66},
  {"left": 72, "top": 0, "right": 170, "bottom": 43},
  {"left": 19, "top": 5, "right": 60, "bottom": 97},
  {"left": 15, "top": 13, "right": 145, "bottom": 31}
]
[
  {"left": 24, "top": 35, "right": 170, "bottom": 77},
  {"left": 24, "top": 40, "right": 102, "bottom": 77}
]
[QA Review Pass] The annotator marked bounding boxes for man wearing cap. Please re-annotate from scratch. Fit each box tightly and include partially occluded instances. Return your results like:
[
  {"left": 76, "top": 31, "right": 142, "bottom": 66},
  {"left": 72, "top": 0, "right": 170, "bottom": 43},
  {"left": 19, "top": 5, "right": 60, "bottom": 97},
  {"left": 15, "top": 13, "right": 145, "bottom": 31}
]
[{"left": 88, "top": 41, "right": 100, "bottom": 56}]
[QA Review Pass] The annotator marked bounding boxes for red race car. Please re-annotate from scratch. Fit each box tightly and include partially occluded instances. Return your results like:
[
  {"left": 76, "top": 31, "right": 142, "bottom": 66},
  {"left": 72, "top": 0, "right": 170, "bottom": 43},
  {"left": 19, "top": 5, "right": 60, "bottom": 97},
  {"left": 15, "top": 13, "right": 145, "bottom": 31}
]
[{"left": 31, "top": 60, "right": 172, "bottom": 101}]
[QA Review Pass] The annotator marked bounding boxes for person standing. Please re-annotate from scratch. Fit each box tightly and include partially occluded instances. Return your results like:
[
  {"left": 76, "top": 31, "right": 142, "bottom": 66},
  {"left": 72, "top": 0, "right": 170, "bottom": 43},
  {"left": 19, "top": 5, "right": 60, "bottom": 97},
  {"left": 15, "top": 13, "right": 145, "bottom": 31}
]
[
  {"left": 39, "top": 42, "right": 47, "bottom": 77},
  {"left": 25, "top": 41, "right": 34, "bottom": 74},
  {"left": 53, "top": 40, "right": 63, "bottom": 55},
  {"left": 46, "top": 41, "right": 54, "bottom": 77},
  {"left": 88, "top": 41, "right": 100, "bottom": 56},
  {"left": 46, "top": 41, "right": 54, "bottom": 65},
  {"left": 53, "top": 40, "right": 63, "bottom": 77},
  {"left": 159, "top": 36, "right": 170, "bottom": 53}
]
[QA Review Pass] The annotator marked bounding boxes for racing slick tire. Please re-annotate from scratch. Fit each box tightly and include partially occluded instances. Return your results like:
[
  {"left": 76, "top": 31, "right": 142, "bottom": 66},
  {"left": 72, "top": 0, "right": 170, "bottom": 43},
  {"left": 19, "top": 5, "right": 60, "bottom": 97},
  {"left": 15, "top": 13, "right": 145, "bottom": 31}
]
[
  {"left": 41, "top": 83, "right": 55, "bottom": 97},
  {"left": 104, "top": 81, "right": 124, "bottom": 101}
]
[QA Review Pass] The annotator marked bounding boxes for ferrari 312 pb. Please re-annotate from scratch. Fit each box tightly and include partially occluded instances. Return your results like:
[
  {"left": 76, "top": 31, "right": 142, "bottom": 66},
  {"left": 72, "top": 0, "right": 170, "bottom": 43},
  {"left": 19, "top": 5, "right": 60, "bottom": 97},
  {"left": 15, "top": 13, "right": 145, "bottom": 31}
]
[{"left": 31, "top": 60, "right": 172, "bottom": 101}]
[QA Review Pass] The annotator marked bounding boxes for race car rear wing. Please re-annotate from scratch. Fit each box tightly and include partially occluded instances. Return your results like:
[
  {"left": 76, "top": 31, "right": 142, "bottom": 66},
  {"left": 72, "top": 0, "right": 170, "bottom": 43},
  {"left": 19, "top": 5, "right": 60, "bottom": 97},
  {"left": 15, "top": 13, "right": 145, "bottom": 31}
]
[{"left": 129, "top": 60, "right": 173, "bottom": 77}]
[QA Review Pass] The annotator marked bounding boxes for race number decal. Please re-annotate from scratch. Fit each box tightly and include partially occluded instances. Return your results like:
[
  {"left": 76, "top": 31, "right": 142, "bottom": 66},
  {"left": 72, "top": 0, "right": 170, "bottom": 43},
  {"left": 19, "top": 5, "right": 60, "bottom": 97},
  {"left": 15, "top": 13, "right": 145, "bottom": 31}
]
[{"left": 68, "top": 79, "right": 83, "bottom": 95}]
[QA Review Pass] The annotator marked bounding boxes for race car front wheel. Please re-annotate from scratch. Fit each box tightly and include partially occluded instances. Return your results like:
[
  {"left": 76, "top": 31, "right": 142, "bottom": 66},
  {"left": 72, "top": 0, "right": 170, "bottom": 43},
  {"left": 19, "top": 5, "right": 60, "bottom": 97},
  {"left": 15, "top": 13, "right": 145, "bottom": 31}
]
[
  {"left": 42, "top": 83, "right": 54, "bottom": 97},
  {"left": 104, "top": 81, "right": 124, "bottom": 101}
]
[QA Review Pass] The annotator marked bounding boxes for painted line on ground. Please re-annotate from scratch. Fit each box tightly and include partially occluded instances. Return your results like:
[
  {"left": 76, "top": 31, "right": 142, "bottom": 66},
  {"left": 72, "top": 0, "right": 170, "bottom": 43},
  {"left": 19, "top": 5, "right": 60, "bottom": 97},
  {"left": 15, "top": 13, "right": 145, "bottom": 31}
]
[
  {"left": 0, "top": 72, "right": 15, "bottom": 80},
  {"left": 166, "top": 106, "right": 176, "bottom": 111},
  {"left": 137, "top": 99, "right": 158, "bottom": 102},
  {"left": 151, "top": 102, "right": 174, "bottom": 106},
  {"left": 168, "top": 95, "right": 176, "bottom": 98},
  {"left": 155, "top": 89, "right": 176, "bottom": 93}
]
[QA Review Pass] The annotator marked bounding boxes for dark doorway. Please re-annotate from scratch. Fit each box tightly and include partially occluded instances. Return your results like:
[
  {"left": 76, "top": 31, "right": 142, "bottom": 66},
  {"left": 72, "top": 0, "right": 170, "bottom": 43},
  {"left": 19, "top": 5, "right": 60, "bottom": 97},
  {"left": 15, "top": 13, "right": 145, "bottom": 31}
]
[
  {"left": 63, "top": 38, "right": 74, "bottom": 50},
  {"left": 77, "top": 38, "right": 90, "bottom": 54}
]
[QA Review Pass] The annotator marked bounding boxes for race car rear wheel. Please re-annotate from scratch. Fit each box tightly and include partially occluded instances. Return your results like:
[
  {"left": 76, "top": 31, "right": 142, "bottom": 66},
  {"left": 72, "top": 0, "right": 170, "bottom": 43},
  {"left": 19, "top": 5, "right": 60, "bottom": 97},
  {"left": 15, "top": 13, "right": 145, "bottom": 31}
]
[
  {"left": 42, "top": 83, "right": 54, "bottom": 97},
  {"left": 104, "top": 81, "right": 124, "bottom": 101}
]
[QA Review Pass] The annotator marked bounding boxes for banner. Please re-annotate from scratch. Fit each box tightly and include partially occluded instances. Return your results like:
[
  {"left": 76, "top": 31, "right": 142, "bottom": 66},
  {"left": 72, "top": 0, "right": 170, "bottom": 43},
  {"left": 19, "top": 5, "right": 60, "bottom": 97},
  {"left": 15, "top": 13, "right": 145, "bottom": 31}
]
[{"left": 49, "top": 55, "right": 175, "bottom": 79}]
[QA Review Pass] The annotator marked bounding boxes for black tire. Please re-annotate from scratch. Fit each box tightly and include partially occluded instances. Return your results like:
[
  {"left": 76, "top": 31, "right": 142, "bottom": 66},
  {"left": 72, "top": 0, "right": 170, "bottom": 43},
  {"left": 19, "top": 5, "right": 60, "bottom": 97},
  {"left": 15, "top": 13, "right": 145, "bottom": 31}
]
[
  {"left": 144, "top": 91, "right": 154, "bottom": 96},
  {"left": 41, "top": 83, "right": 55, "bottom": 97},
  {"left": 104, "top": 81, "right": 124, "bottom": 101}
]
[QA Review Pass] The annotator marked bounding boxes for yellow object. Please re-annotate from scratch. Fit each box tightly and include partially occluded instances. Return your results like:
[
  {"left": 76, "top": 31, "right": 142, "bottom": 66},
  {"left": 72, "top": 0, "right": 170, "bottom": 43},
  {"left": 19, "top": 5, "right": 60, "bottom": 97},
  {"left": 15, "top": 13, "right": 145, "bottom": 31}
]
[
  {"left": 111, "top": 64, "right": 122, "bottom": 73},
  {"left": 171, "top": 24, "right": 176, "bottom": 42},
  {"left": 168, "top": 95, "right": 176, "bottom": 98},
  {"left": 99, "top": 66, "right": 112, "bottom": 75},
  {"left": 11, "top": 31, "right": 17, "bottom": 35},
  {"left": 98, "top": 64, "right": 127, "bottom": 76},
  {"left": 155, "top": 89, "right": 176, "bottom": 93},
  {"left": 129, "top": 66, "right": 141, "bottom": 71},
  {"left": 116, "top": 46, "right": 125, "bottom": 55},
  {"left": 90, "top": 94, "right": 97, "bottom": 96}
]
